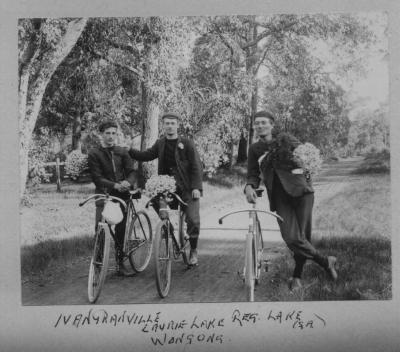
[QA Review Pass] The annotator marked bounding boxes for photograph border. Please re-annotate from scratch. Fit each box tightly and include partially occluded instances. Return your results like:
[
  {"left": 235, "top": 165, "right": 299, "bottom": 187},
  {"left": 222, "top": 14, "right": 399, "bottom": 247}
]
[{"left": 1, "top": 0, "right": 399, "bottom": 351}]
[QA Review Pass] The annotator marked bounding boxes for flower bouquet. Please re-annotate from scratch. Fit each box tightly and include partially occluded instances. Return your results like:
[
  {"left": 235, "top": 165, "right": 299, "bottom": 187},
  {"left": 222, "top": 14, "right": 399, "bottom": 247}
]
[
  {"left": 292, "top": 142, "right": 322, "bottom": 176},
  {"left": 144, "top": 175, "right": 177, "bottom": 199}
]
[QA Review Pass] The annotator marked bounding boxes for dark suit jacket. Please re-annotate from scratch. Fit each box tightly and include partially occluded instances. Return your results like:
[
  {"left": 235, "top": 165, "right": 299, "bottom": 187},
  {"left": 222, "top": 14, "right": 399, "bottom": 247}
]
[
  {"left": 246, "top": 133, "right": 313, "bottom": 210},
  {"left": 129, "top": 136, "right": 203, "bottom": 193},
  {"left": 88, "top": 146, "right": 136, "bottom": 197}
]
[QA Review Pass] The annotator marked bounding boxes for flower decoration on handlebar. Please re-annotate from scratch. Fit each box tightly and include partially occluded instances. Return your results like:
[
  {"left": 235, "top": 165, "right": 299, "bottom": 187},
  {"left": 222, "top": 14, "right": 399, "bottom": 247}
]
[
  {"left": 144, "top": 175, "right": 177, "bottom": 199},
  {"left": 292, "top": 142, "right": 322, "bottom": 176}
]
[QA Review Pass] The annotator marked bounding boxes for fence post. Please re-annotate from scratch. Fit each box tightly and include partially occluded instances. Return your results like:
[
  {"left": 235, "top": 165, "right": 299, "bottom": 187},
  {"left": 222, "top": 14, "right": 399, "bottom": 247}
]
[{"left": 56, "top": 157, "right": 61, "bottom": 192}]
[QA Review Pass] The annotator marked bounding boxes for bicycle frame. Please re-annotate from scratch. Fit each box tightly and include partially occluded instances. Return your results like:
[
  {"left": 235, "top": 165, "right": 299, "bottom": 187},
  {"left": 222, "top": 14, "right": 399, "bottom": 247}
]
[
  {"left": 218, "top": 202, "right": 283, "bottom": 302},
  {"left": 151, "top": 192, "right": 190, "bottom": 298},
  {"left": 148, "top": 192, "right": 189, "bottom": 256}
]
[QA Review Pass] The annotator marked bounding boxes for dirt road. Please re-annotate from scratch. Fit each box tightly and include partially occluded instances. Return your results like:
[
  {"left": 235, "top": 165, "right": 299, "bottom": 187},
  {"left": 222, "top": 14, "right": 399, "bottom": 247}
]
[{"left": 21, "top": 157, "right": 364, "bottom": 305}]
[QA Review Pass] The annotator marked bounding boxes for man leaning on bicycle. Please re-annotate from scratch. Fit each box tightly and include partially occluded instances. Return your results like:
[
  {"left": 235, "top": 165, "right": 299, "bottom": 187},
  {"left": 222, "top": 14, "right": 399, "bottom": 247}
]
[{"left": 87, "top": 120, "right": 137, "bottom": 277}]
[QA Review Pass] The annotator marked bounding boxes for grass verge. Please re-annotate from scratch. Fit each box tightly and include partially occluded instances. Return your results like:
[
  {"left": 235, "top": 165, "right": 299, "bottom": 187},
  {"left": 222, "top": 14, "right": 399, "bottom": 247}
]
[
  {"left": 21, "top": 235, "right": 94, "bottom": 278},
  {"left": 264, "top": 174, "right": 391, "bottom": 301}
]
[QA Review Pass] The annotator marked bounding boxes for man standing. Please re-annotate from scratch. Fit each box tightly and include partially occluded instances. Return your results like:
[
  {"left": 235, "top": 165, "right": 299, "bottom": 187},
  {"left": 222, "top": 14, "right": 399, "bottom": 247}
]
[
  {"left": 244, "top": 110, "right": 337, "bottom": 291},
  {"left": 129, "top": 112, "right": 203, "bottom": 266},
  {"left": 88, "top": 120, "right": 136, "bottom": 276}
]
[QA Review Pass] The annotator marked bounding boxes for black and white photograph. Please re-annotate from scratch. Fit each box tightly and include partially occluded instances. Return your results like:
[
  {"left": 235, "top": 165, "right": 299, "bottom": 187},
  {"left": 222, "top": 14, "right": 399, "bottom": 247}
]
[
  {"left": 19, "top": 13, "right": 390, "bottom": 305},
  {"left": 1, "top": 0, "right": 400, "bottom": 351}
]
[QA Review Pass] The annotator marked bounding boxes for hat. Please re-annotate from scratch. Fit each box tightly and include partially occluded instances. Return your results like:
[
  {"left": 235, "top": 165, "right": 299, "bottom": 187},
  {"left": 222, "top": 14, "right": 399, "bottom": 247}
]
[
  {"left": 161, "top": 112, "right": 180, "bottom": 120},
  {"left": 99, "top": 120, "right": 118, "bottom": 132},
  {"left": 254, "top": 110, "right": 275, "bottom": 122}
]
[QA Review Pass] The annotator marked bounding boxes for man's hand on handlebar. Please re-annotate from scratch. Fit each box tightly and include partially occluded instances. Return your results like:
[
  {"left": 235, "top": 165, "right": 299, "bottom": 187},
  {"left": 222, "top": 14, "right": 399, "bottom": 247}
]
[
  {"left": 114, "top": 180, "right": 131, "bottom": 192},
  {"left": 245, "top": 185, "right": 257, "bottom": 204}
]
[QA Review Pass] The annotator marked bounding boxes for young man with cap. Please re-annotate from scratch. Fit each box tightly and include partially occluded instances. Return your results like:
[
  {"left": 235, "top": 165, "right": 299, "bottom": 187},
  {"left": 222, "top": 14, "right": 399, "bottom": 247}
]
[
  {"left": 88, "top": 120, "right": 136, "bottom": 276},
  {"left": 129, "top": 112, "right": 203, "bottom": 266},
  {"left": 244, "top": 110, "right": 338, "bottom": 291}
]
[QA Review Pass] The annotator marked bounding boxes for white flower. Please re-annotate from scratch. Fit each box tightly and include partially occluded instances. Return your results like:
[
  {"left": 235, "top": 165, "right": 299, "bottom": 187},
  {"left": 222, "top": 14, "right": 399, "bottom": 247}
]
[
  {"left": 292, "top": 143, "right": 322, "bottom": 176},
  {"left": 178, "top": 142, "right": 184, "bottom": 150},
  {"left": 144, "top": 175, "right": 177, "bottom": 198}
]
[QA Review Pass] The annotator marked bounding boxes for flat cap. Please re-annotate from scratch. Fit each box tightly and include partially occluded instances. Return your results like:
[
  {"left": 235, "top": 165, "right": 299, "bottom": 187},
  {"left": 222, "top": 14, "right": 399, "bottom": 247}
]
[
  {"left": 254, "top": 110, "right": 275, "bottom": 122},
  {"left": 99, "top": 120, "right": 118, "bottom": 132},
  {"left": 161, "top": 112, "right": 181, "bottom": 120}
]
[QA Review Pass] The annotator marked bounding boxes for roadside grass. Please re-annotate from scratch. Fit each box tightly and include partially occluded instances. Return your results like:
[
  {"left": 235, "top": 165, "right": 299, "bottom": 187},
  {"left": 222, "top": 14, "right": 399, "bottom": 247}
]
[
  {"left": 264, "top": 174, "right": 391, "bottom": 301},
  {"left": 21, "top": 235, "right": 93, "bottom": 278}
]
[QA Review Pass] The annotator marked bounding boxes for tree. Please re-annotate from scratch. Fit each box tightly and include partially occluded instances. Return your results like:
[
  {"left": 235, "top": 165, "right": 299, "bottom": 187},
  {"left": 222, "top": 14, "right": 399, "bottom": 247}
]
[
  {"left": 192, "top": 14, "right": 376, "bottom": 160},
  {"left": 19, "top": 18, "right": 87, "bottom": 196}
]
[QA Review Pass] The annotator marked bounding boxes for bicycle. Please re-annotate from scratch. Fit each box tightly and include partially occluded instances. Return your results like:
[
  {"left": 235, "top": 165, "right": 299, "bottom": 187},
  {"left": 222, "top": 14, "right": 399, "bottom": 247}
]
[
  {"left": 79, "top": 190, "right": 152, "bottom": 303},
  {"left": 146, "top": 192, "right": 190, "bottom": 298},
  {"left": 218, "top": 189, "right": 283, "bottom": 302}
]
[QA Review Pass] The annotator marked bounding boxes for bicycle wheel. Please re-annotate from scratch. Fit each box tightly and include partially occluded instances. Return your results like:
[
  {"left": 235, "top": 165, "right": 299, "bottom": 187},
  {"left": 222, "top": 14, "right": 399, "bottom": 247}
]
[
  {"left": 178, "top": 211, "right": 190, "bottom": 265},
  {"left": 125, "top": 210, "right": 153, "bottom": 272},
  {"left": 88, "top": 225, "right": 110, "bottom": 303},
  {"left": 244, "top": 232, "right": 255, "bottom": 302},
  {"left": 154, "top": 220, "right": 172, "bottom": 298}
]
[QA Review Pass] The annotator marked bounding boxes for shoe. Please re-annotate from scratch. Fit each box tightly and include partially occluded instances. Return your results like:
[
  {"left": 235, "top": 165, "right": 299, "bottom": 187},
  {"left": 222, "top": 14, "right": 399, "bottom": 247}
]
[
  {"left": 326, "top": 256, "right": 338, "bottom": 281},
  {"left": 288, "top": 277, "right": 302, "bottom": 292},
  {"left": 188, "top": 249, "right": 198, "bottom": 266},
  {"left": 116, "top": 263, "right": 136, "bottom": 277}
]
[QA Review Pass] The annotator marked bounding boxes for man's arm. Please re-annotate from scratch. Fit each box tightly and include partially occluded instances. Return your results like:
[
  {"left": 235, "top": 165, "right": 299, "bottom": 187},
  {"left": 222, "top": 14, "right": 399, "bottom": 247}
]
[
  {"left": 122, "top": 149, "right": 137, "bottom": 187},
  {"left": 88, "top": 151, "right": 116, "bottom": 192},
  {"left": 246, "top": 144, "right": 261, "bottom": 190},
  {"left": 244, "top": 144, "right": 261, "bottom": 203},
  {"left": 187, "top": 140, "right": 203, "bottom": 192},
  {"left": 129, "top": 140, "right": 159, "bottom": 161}
]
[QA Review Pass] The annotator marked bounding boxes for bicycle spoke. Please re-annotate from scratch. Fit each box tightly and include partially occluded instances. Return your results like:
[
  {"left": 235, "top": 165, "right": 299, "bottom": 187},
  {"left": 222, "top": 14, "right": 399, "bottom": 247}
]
[{"left": 125, "top": 211, "right": 153, "bottom": 272}]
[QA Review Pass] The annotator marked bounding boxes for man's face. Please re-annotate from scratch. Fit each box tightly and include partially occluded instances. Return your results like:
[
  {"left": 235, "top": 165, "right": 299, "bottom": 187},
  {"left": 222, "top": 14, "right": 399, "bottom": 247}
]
[
  {"left": 162, "top": 118, "right": 178, "bottom": 137},
  {"left": 254, "top": 117, "right": 274, "bottom": 137},
  {"left": 101, "top": 127, "right": 118, "bottom": 147}
]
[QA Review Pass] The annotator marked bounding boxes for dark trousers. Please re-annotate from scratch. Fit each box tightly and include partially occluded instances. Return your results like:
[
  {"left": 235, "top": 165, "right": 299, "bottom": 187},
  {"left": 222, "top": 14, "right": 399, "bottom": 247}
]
[
  {"left": 95, "top": 200, "right": 127, "bottom": 255},
  {"left": 271, "top": 174, "right": 326, "bottom": 278},
  {"left": 153, "top": 190, "right": 200, "bottom": 249}
]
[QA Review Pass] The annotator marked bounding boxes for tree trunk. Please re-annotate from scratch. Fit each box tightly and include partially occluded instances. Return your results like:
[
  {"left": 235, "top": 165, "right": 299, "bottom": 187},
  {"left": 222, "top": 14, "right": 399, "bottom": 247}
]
[
  {"left": 248, "top": 82, "right": 258, "bottom": 145},
  {"left": 236, "top": 132, "right": 248, "bottom": 163},
  {"left": 137, "top": 80, "right": 159, "bottom": 188},
  {"left": 72, "top": 114, "right": 82, "bottom": 151},
  {"left": 19, "top": 18, "right": 87, "bottom": 196}
]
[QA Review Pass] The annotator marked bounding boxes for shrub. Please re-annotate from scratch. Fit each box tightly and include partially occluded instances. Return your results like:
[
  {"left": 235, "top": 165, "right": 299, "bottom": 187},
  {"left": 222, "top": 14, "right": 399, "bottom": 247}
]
[
  {"left": 195, "top": 136, "right": 226, "bottom": 177},
  {"left": 27, "top": 128, "right": 53, "bottom": 186},
  {"left": 65, "top": 150, "right": 89, "bottom": 179},
  {"left": 355, "top": 148, "right": 390, "bottom": 174}
]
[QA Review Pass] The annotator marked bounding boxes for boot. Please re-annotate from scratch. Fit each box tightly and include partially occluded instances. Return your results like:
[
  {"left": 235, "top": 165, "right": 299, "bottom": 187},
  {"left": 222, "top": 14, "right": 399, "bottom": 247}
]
[
  {"left": 115, "top": 249, "right": 135, "bottom": 277},
  {"left": 326, "top": 256, "right": 338, "bottom": 281},
  {"left": 288, "top": 277, "right": 302, "bottom": 292}
]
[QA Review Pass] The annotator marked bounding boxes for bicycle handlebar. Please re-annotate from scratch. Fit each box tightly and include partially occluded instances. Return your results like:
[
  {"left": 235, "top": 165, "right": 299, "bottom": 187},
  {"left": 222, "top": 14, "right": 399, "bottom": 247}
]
[
  {"left": 218, "top": 209, "right": 283, "bottom": 224},
  {"left": 145, "top": 192, "right": 188, "bottom": 208},
  {"left": 79, "top": 194, "right": 127, "bottom": 210}
]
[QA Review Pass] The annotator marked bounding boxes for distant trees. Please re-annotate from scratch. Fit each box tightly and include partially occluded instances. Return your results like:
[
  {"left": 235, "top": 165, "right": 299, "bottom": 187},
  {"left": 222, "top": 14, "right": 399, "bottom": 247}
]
[{"left": 19, "top": 14, "right": 386, "bottom": 194}]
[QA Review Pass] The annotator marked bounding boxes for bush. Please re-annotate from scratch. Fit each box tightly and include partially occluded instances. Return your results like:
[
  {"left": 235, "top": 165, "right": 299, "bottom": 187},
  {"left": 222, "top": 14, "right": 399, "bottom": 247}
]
[
  {"left": 355, "top": 148, "right": 390, "bottom": 174},
  {"left": 65, "top": 150, "right": 89, "bottom": 179},
  {"left": 28, "top": 128, "right": 53, "bottom": 186}
]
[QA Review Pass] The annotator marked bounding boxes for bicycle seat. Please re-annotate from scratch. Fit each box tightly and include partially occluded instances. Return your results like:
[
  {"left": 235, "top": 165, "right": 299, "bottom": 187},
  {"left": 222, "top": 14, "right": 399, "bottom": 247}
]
[
  {"left": 129, "top": 189, "right": 141, "bottom": 199},
  {"left": 255, "top": 189, "right": 264, "bottom": 197}
]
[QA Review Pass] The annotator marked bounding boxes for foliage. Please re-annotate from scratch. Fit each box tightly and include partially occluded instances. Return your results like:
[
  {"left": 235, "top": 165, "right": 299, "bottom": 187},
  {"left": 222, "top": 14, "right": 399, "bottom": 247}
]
[
  {"left": 65, "top": 150, "right": 89, "bottom": 179},
  {"left": 27, "top": 128, "right": 53, "bottom": 186},
  {"left": 194, "top": 135, "right": 228, "bottom": 177},
  {"left": 354, "top": 148, "right": 390, "bottom": 174},
  {"left": 347, "top": 104, "right": 389, "bottom": 155}
]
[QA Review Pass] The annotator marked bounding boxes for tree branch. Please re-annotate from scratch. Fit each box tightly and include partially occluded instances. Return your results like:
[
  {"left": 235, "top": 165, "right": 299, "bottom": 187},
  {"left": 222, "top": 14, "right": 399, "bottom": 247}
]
[
  {"left": 104, "top": 38, "right": 139, "bottom": 56},
  {"left": 91, "top": 49, "right": 143, "bottom": 78}
]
